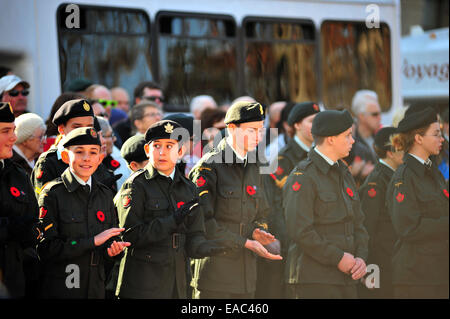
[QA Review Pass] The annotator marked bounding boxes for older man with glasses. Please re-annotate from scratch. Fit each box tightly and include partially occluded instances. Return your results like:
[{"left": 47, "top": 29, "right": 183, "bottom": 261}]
[{"left": 0, "top": 75, "right": 31, "bottom": 118}]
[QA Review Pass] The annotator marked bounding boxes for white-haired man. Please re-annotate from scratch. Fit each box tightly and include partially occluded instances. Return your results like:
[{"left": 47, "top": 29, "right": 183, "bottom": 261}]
[{"left": 190, "top": 95, "right": 217, "bottom": 120}]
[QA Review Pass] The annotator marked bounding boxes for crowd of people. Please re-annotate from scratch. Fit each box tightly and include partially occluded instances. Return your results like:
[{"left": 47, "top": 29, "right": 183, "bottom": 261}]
[{"left": 0, "top": 67, "right": 448, "bottom": 299}]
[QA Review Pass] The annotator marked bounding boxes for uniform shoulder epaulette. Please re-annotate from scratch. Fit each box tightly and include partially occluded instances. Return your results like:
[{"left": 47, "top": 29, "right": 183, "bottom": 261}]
[
  {"left": 124, "top": 168, "right": 146, "bottom": 185},
  {"left": 37, "top": 178, "right": 63, "bottom": 199},
  {"left": 296, "top": 158, "right": 312, "bottom": 171}
]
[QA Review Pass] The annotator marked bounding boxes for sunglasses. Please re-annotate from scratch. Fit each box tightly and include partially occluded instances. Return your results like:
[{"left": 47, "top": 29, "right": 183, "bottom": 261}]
[
  {"left": 142, "top": 96, "right": 165, "bottom": 103},
  {"left": 8, "top": 89, "right": 29, "bottom": 97},
  {"left": 95, "top": 99, "right": 118, "bottom": 108}
]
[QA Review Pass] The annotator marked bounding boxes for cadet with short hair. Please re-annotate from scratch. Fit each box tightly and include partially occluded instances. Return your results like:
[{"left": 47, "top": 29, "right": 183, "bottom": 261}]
[
  {"left": 284, "top": 109, "right": 369, "bottom": 299},
  {"left": 387, "top": 107, "right": 448, "bottom": 299},
  {"left": 190, "top": 101, "right": 282, "bottom": 299},
  {"left": 120, "top": 135, "right": 149, "bottom": 172}
]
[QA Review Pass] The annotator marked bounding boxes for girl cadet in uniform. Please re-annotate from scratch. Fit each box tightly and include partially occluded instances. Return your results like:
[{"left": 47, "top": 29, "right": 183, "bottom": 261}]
[
  {"left": 36, "top": 127, "right": 130, "bottom": 299},
  {"left": 387, "top": 107, "right": 449, "bottom": 299}
]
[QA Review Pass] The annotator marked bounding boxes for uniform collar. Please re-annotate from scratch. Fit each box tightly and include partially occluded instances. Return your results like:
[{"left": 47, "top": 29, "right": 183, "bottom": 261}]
[
  {"left": 12, "top": 145, "right": 34, "bottom": 169},
  {"left": 62, "top": 168, "right": 93, "bottom": 192},
  {"left": 404, "top": 153, "right": 429, "bottom": 177},
  {"left": 145, "top": 163, "right": 180, "bottom": 182},
  {"left": 225, "top": 137, "right": 248, "bottom": 162},
  {"left": 294, "top": 135, "right": 311, "bottom": 152},
  {"left": 379, "top": 159, "right": 395, "bottom": 172},
  {"left": 310, "top": 147, "right": 339, "bottom": 174},
  {"left": 56, "top": 141, "right": 65, "bottom": 160}
]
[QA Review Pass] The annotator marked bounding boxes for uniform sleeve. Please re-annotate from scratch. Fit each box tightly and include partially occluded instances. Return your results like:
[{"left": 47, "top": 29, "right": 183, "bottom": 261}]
[
  {"left": 31, "top": 156, "right": 58, "bottom": 198},
  {"left": 37, "top": 189, "right": 95, "bottom": 262},
  {"left": 352, "top": 190, "right": 370, "bottom": 261},
  {"left": 284, "top": 172, "right": 344, "bottom": 266},
  {"left": 388, "top": 175, "right": 449, "bottom": 243},
  {"left": 116, "top": 180, "right": 178, "bottom": 248},
  {"left": 189, "top": 163, "right": 247, "bottom": 249}
]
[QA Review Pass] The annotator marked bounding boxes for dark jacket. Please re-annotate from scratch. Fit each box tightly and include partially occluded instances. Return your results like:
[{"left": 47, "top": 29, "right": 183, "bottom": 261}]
[
  {"left": 189, "top": 138, "right": 270, "bottom": 294},
  {"left": 387, "top": 154, "right": 449, "bottom": 286},
  {"left": 36, "top": 168, "right": 119, "bottom": 299},
  {"left": 283, "top": 148, "right": 369, "bottom": 286},
  {"left": 0, "top": 159, "right": 38, "bottom": 298},
  {"left": 11, "top": 149, "right": 33, "bottom": 176}
]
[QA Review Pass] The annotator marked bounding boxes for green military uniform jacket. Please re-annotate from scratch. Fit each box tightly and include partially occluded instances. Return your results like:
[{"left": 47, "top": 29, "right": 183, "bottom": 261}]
[
  {"left": 283, "top": 148, "right": 369, "bottom": 285},
  {"left": 387, "top": 154, "right": 449, "bottom": 286},
  {"left": 189, "top": 138, "right": 270, "bottom": 294},
  {"left": 37, "top": 168, "right": 119, "bottom": 299},
  {"left": 0, "top": 159, "right": 38, "bottom": 298},
  {"left": 115, "top": 165, "right": 206, "bottom": 299}
]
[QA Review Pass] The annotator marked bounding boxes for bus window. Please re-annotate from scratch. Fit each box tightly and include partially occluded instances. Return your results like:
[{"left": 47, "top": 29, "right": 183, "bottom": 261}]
[
  {"left": 243, "top": 18, "right": 317, "bottom": 106},
  {"left": 320, "top": 21, "right": 392, "bottom": 111},
  {"left": 156, "top": 12, "right": 238, "bottom": 112},
  {"left": 57, "top": 5, "right": 152, "bottom": 98}
]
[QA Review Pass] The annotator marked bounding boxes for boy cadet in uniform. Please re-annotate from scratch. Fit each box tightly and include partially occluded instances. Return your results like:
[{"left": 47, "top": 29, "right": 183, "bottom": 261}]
[
  {"left": 260, "top": 102, "right": 320, "bottom": 298},
  {"left": 115, "top": 120, "right": 226, "bottom": 299},
  {"left": 284, "top": 109, "right": 369, "bottom": 299},
  {"left": 120, "top": 135, "right": 149, "bottom": 172},
  {"left": 0, "top": 102, "right": 38, "bottom": 298},
  {"left": 358, "top": 127, "right": 403, "bottom": 298},
  {"left": 387, "top": 107, "right": 448, "bottom": 299},
  {"left": 190, "top": 101, "right": 283, "bottom": 299},
  {"left": 36, "top": 127, "right": 130, "bottom": 298}
]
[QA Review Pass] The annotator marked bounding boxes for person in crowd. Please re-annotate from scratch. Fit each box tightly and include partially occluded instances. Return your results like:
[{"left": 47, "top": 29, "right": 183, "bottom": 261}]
[
  {"left": 0, "top": 66, "right": 13, "bottom": 78},
  {"left": 0, "top": 102, "right": 38, "bottom": 298},
  {"left": 190, "top": 101, "right": 283, "bottom": 299},
  {"left": 265, "top": 102, "right": 296, "bottom": 162},
  {"left": 265, "top": 101, "right": 287, "bottom": 147},
  {"left": 12, "top": 113, "right": 46, "bottom": 175},
  {"left": 130, "top": 101, "right": 163, "bottom": 137},
  {"left": 284, "top": 109, "right": 369, "bottom": 299},
  {"left": 199, "top": 108, "right": 226, "bottom": 152},
  {"left": 358, "top": 127, "right": 403, "bottom": 298},
  {"left": 190, "top": 95, "right": 217, "bottom": 120},
  {"left": 120, "top": 135, "right": 148, "bottom": 172},
  {"left": 387, "top": 107, "right": 448, "bottom": 299},
  {"left": 111, "top": 87, "right": 131, "bottom": 114},
  {"left": 114, "top": 120, "right": 226, "bottom": 299},
  {"left": 36, "top": 127, "right": 130, "bottom": 298},
  {"left": 0, "top": 75, "right": 31, "bottom": 117}
]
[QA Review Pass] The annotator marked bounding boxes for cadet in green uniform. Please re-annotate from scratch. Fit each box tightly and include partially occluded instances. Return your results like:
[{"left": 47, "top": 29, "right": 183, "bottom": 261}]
[
  {"left": 190, "top": 101, "right": 283, "bottom": 299},
  {"left": 259, "top": 101, "right": 320, "bottom": 298},
  {"left": 120, "top": 135, "right": 149, "bottom": 172},
  {"left": 284, "top": 109, "right": 369, "bottom": 299},
  {"left": 115, "top": 120, "right": 225, "bottom": 299},
  {"left": 0, "top": 102, "right": 38, "bottom": 298},
  {"left": 359, "top": 127, "right": 403, "bottom": 298},
  {"left": 36, "top": 127, "right": 130, "bottom": 299},
  {"left": 387, "top": 107, "right": 448, "bottom": 299}
]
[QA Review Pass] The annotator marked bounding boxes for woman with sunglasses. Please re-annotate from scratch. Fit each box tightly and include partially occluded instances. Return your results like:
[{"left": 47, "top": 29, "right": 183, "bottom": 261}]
[{"left": 387, "top": 107, "right": 449, "bottom": 299}]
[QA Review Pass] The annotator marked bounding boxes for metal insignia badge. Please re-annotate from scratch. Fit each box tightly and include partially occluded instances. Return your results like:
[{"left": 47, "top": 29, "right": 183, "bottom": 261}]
[
  {"left": 259, "top": 104, "right": 264, "bottom": 115},
  {"left": 83, "top": 101, "right": 90, "bottom": 112},
  {"left": 164, "top": 123, "right": 174, "bottom": 133}
]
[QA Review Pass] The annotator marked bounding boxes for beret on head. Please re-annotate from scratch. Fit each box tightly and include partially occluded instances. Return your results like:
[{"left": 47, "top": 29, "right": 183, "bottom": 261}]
[
  {"left": 0, "top": 102, "right": 15, "bottom": 123},
  {"left": 163, "top": 113, "right": 194, "bottom": 137},
  {"left": 144, "top": 120, "right": 184, "bottom": 144},
  {"left": 287, "top": 101, "right": 320, "bottom": 126},
  {"left": 311, "top": 109, "right": 354, "bottom": 137},
  {"left": 224, "top": 101, "right": 265, "bottom": 125},
  {"left": 52, "top": 99, "right": 94, "bottom": 126},
  {"left": 121, "top": 135, "right": 148, "bottom": 164},
  {"left": 14, "top": 113, "right": 46, "bottom": 144},
  {"left": 374, "top": 126, "right": 397, "bottom": 151},
  {"left": 62, "top": 127, "right": 101, "bottom": 148},
  {"left": 397, "top": 107, "right": 437, "bottom": 133}
]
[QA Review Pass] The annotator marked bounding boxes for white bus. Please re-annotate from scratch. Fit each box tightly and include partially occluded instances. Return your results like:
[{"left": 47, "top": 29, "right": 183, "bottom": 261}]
[{"left": 0, "top": 0, "right": 402, "bottom": 125}]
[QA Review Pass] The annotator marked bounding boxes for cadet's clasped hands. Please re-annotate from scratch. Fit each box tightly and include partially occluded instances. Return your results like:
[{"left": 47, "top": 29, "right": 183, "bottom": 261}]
[
  {"left": 245, "top": 228, "right": 283, "bottom": 261},
  {"left": 94, "top": 228, "right": 131, "bottom": 257}
]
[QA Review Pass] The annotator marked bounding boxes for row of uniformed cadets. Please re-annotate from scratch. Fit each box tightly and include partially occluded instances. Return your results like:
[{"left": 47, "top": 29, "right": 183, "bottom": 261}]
[{"left": 0, "top": 97, "right": 448, "bottom": 299}]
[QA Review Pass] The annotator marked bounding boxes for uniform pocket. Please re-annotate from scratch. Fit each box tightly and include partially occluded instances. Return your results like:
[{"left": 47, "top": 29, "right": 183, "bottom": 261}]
[
  {"left": 317, "top": 192, "right": 345, "bottom": 222},
  {"left": 147, "top": 197, "right": 170, "bottom": 219}
]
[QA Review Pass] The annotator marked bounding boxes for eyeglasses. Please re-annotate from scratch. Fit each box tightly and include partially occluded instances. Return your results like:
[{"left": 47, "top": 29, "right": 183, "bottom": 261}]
[
  {"left": 96, "top": 99, "right": 118, "bottom": 108},
  {"left": 143, "top": 111, "right": 163, "bottom": 119},
  {"left": 7, "top": 89, "right": 29, "bottom": 97},
  {"left": 142, "top": 96, "right": 165, "bottom": 103},
  {"left": 423, "top": 133, "right": 443, "bottom": 138},
  {"left": 31, "top": 134, "right": 47, "bottom": 142},
  {"left": 102, "top": 133, "right": 116, "bottom": 140}
]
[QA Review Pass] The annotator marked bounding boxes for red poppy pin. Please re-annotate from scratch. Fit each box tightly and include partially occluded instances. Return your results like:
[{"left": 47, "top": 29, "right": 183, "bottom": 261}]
[
  {"left": 368, "top": 188, "right": 377, "bottom": 198},
  {"left": 39, "top": 207, "right": 47, "bottom": 219},
  {"left": 10, "top": 187, "right": 20, "bottom": 197},
  {"left": 122, "top": 195, "right": 131, "bottom": 208},
  {"left": 247, "top": 185, "right": 256, "bottom": 196},
  {"left": 96, "top": 210, "right": 105, "bottom": 222},
  {"left": 313, "top": 104, "right": 319, "bottom": 111},
  {"left": 346, "top": 187, "right": 354, "bottom": 198},
  {"left": 396, "top": 192, "right": 405, "bottom": 203},
  {"left": 177, "top": 201, "right": 185, "bottom": 209},
  {"left": 275, "top": 166, "right": 284, "bottom": 176},
  {"left": 443, "top": 189, "right": 449, "bottom": 198},
  {"left": 36, "top": 169, "right": 43, "bottom": 179},
  {"left": 196, "top": 176, "right": 206, "bottom": 187},
  {"left": 110, "top": 159, "right": 120, "bottom": 168},
  {"left": 292, "top": 182, "right": 301, "bottom": 191}
]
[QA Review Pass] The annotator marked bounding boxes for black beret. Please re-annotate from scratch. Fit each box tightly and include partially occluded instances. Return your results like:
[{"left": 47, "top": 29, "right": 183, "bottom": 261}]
[
  {"left": 144, "top": 120, "right": 184, "bottom": 143},
  {"left": 0, "top": 102, "right": 14, "bottom": 123},
  {"left": 374, "top": 127, "right": 397, "bottom": 151},
  {"left": 62, "top": 127, "right": 101, "bottom": 148},
  {"left": 121, "top": 135, "right": 148, "bottom": 164},
  {"left": 311, "top": 109, "right": 354, "bottom": 137},
  {"left": 94, "top": 116, "right": 101, "bottom": 132},
  {"left": 52, "top": 99, "right": 94, "bottom": 126},
  {"left": 224, "top": 101, "right": 265, "bottom": 124},
  {"left": 397, "top": 107, "right": 438, "bottom": 133},
  {"left": 164, "top": 113, "right": 194, "bottom": 137},
  {"left": 66, "top": 78, "right": 93, "bottom": 93},
  {"left": 287, "top": 101, "right": 320, "bottom": 126}
]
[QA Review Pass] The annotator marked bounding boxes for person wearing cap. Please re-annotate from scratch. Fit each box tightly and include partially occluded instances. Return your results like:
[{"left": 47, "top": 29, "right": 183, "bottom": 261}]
[
  {"left": 189, "top": 101, "right": 282, "bottom": 299},
  {"left": 284, "top": 109, "right": 369, "bottom": 299},
  {"left": 120, "top": 135, "right": 148, "bottom": 172},
  {"left": 114, "top": 120, "right": 226, "bottom": 299},
  {"left": 36, "top": 127, "right": 130, "bottom": 299},
  {"left": 387, "top": 107, "right": 448, "bottom": 299},
  {"left": 0, "top": 75, "right": 31, "bottom": 118},
  {"left": 0, "top": 102, "right": 39, "bottom": 298},
  {"left": 358, "top": 127, "right": 403, "bottom": 299}
]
